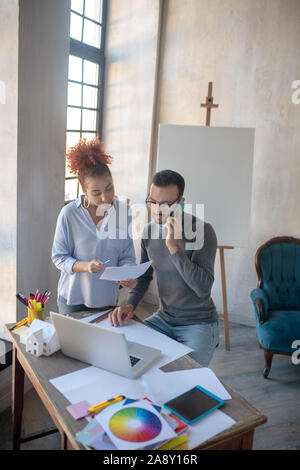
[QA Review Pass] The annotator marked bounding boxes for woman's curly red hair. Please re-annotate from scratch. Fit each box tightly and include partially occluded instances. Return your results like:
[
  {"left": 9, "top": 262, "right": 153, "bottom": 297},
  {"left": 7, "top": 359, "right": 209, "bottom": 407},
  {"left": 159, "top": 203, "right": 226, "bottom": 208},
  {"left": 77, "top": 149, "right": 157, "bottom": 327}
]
[{"left": 66, "top": 137, "right": 113, "bottom": 187}]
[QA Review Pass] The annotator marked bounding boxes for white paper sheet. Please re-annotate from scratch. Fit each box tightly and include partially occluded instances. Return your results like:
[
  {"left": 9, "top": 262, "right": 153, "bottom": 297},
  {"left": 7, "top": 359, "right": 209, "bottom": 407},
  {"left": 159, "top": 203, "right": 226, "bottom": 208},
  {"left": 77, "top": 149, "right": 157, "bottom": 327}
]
[
  {"left": 187, "top": 409, "right": 236, "bottom": 449},
  {"left": 99, "top": 261, "right": 152, "bottom": 281},
  {"left": 49, "top": 366, "right": 152, "bottom": 408},
  {"left": 96, "top": 318, "right": 194, "bottom": 368},
  {"left": 79, "top": 310, "right": 113, "bottom": 324},
  {"left": 141, "top": 367, "right": 232, "bottom": 404}
]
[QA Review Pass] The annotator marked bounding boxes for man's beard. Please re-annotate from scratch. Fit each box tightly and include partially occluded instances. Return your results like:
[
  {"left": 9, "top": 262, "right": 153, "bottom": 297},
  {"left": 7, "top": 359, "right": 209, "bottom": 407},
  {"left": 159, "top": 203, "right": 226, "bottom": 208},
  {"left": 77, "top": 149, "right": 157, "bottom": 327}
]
[{"left": 153, "top": 213, "right": 168, "bottom": 225}]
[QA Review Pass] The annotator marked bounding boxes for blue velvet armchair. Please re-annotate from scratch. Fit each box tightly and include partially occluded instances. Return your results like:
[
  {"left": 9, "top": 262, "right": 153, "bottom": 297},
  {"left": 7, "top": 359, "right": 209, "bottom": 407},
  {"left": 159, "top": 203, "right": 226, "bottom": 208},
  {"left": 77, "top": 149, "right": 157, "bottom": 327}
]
[{"left": 250, "top": 236, "right": 300, "bottom": 378}]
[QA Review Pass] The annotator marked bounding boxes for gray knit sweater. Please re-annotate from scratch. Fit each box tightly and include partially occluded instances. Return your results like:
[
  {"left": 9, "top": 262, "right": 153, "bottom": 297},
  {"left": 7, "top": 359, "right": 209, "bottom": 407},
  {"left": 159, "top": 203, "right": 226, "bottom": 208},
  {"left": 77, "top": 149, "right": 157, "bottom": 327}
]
[{"left": 127, "top": 213, "right": 218, "bottom": 325}]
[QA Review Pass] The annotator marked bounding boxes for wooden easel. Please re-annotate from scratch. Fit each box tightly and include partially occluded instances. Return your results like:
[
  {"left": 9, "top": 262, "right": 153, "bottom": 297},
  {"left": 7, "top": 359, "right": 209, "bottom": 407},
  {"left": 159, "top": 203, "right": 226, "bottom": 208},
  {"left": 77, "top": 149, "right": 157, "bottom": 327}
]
[{"left": 201, "top": 82, "right": 233, "bottom": 350}]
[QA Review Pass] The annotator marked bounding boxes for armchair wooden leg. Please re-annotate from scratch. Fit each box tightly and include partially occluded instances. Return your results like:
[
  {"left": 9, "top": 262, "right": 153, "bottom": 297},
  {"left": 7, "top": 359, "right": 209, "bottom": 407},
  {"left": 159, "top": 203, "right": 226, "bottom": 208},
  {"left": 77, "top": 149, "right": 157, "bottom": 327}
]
[{"left": 263, "top": 350, "right": 273, "bottom": 379}]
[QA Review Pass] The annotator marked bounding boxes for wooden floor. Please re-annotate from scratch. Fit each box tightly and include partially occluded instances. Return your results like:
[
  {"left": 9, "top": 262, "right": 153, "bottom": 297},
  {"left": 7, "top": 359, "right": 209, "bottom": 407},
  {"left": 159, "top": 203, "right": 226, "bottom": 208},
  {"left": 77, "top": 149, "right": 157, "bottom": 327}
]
[
  {"left": 1, "top": 302, "right": 300, "bottom": 450},
  {"left": 210, "top": 321, "right": 300, "bottom": 450}
]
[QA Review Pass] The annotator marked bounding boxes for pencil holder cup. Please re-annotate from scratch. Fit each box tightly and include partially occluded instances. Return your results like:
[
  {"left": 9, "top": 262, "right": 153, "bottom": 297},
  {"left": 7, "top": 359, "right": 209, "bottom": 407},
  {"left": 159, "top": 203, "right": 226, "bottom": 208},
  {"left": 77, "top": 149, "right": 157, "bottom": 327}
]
[{"left": 27, "top": 306, "right": 45, "bottom": 325}]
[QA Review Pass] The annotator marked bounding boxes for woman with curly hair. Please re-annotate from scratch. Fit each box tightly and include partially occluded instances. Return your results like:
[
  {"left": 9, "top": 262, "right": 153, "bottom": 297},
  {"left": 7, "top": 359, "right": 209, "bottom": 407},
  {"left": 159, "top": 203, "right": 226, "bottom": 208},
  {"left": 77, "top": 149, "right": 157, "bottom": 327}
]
[{"left": 51, "top": 137, "right": 137, "bottom": 315}]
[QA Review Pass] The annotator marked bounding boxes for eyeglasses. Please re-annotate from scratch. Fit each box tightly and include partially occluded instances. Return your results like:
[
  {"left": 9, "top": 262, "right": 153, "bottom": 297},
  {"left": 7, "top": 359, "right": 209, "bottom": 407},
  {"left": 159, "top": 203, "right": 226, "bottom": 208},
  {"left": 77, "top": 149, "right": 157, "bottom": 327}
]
[{"left": 145, "top": 196, "right": 180, "bottom": 211}]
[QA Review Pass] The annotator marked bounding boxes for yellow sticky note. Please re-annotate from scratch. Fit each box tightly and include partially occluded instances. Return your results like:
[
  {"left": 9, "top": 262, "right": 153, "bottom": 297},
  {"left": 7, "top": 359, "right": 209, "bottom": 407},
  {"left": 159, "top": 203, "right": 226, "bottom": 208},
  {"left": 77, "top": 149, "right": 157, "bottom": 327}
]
[{"left": 158, "top": 435, "right": 188, "bottom": 450}]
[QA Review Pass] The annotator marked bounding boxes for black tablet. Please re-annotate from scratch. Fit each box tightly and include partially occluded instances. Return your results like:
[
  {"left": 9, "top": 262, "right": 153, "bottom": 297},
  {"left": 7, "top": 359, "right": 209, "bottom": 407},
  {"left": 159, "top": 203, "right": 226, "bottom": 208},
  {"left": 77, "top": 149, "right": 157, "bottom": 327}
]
[{"left": 163, "top": 385, "right": 224, "bottom": 424}]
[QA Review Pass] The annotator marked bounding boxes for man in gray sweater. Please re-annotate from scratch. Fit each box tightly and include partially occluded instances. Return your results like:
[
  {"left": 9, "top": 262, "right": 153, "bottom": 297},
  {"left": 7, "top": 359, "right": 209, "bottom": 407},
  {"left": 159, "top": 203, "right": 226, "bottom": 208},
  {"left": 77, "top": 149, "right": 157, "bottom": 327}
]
[{"left": 109, "top": 170, "right": 219, "bottom": 366}]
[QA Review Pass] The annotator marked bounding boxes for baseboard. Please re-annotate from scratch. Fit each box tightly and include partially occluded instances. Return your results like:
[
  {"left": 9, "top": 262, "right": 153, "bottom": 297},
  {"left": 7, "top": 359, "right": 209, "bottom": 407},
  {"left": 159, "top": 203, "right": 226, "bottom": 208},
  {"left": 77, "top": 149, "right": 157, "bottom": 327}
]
[{"left": 225, "top": 313, "right": 255, "bottom": 328}]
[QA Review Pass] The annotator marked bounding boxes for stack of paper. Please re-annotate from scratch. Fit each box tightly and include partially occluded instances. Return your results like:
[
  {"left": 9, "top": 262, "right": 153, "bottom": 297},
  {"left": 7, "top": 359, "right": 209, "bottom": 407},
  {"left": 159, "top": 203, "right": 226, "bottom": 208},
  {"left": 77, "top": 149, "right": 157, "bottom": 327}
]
[
  {"left": 75, "top": 396, "right": 189, "bottom": 451},
  {"left": 50, "top": 310, "right": 236, "bottom": 450},
  {"left": 50, "top": 365, "right": 236, "bottom": 450}
]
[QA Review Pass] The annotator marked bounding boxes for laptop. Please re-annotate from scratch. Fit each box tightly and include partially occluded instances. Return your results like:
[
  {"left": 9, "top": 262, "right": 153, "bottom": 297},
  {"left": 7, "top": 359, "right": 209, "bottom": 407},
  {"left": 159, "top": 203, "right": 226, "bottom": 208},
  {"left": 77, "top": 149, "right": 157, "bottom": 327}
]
[{"left": 50, "top": 312, "right": 161, "bottom": 379}]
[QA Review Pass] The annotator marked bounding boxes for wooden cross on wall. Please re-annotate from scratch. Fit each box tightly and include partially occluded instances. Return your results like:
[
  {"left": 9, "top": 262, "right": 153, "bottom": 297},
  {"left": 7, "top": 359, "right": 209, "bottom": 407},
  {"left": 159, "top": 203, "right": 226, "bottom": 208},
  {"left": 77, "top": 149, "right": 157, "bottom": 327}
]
[{"left": 200, "top": 82, "right": 219, "bottom": 126}]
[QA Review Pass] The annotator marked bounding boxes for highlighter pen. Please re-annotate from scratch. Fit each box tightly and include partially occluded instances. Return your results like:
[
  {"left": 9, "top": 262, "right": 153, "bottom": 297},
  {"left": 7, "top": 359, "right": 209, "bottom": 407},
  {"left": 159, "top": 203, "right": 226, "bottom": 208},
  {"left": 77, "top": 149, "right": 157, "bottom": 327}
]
[
  {"left": 16, "top": 294, "right": 28, "bottom": 307},
  {"left": 10, "top": 317, "right": 28, "bottom": 331},
  {"left": 28, "top": 301, "right": 38, "bottom": 320},
  {"left": 41, "top": 290, "right": 47, "bottom": 302},
  {"left": 158, "top": 435, "right": 188, "bottom": 451},
  {"left": 88, "top": 395, "right": 125, "bottom": 413},
  {"left": 102, "top": 259, "right": 110, "bottom": 265},
  {"left": 41, "top": 291, "right": 48, "bottom": 304},
  {"left": 42, "top": 292, "right": 51, "bottom": 306},
  {"left": 20, "top": 293, "right": 29, "bottom": 305}
]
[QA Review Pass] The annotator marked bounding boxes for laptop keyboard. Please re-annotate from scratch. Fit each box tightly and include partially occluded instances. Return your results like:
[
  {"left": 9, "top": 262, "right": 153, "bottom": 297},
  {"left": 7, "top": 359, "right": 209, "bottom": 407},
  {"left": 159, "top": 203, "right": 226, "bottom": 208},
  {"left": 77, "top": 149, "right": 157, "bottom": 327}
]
[{"left": 129, "top": 355, "right": 141, "bottom": 367}]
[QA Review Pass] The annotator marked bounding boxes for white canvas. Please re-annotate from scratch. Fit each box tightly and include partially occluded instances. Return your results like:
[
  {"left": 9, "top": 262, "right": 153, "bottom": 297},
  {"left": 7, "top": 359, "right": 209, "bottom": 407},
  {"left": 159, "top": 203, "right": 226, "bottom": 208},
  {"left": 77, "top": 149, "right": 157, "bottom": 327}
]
[{"left": 157, "top": 124, "right": 255, "bottom": 247}]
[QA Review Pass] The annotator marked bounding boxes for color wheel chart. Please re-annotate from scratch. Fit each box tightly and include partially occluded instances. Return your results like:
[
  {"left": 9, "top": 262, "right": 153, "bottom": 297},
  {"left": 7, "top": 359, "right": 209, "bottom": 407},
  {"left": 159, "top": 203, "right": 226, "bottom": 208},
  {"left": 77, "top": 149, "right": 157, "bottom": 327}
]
[{"left": 109, "top": 407, "right": 162, "bottom": 443}]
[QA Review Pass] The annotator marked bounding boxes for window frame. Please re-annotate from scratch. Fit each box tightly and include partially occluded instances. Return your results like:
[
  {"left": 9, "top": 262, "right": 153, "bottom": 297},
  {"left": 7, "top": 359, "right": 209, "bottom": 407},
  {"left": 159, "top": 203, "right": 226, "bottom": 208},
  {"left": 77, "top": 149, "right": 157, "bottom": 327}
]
[{"left": 65, "top": 0, "right": 108, "bottom": 204}]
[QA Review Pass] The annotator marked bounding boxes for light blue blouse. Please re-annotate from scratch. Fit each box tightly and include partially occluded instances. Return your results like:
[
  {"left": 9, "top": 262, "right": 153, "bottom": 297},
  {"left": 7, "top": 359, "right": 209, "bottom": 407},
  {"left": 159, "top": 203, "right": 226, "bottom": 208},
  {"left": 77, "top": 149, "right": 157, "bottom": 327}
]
[{"left": 51, "top": 197, "right": 136, "bottom": 308}]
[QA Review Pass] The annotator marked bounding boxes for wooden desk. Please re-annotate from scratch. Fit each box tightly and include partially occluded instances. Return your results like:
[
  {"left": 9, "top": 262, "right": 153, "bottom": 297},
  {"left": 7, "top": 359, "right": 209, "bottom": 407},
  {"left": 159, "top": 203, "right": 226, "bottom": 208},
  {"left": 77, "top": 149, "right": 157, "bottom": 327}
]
[{"left": 6, "top": 310, "right": 267, "bottom": 450}]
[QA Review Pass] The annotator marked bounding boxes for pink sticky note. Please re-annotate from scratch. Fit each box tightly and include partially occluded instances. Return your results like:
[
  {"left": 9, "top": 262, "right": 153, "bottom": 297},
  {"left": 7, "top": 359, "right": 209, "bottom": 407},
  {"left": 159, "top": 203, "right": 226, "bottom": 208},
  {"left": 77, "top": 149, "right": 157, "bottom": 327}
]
[{"left": 66, "top": 400, "right": 90, "bottom": 420}]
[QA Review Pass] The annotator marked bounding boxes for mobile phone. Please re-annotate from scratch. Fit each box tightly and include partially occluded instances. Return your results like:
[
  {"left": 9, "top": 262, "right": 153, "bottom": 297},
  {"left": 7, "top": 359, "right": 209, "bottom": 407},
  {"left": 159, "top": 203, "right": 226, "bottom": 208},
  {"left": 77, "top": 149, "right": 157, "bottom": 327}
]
[
  {"left": 163, "top": 385, "right": 224, "bottom": 425},
  {"left": 171, "top": 199, "right": 185, "bottom": 217}
]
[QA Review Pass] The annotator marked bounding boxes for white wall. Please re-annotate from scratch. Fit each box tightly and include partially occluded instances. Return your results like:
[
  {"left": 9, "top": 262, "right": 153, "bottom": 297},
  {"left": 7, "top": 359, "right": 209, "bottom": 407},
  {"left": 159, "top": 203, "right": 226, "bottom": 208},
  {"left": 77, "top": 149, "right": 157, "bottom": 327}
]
[
  {"left": 16, "top": 0, "right": 70, "bottom": 323},
  {"left": 0, "top": 0, "right": 19, "bottom": 337},
  {"left": 156, "top": 0, "right": 300, "bottom": 325},
  {"left": 103, "top": 0, "right": 300, "bottom": 326},
  {"left": 0, "top": 0, "right": 70, "bottom": 337},
  {"left": 103, "top": 0, "right": 161, "bottom": 206},
  {"left": 102, "top": 0, "right": 162, "bottom": 280}
]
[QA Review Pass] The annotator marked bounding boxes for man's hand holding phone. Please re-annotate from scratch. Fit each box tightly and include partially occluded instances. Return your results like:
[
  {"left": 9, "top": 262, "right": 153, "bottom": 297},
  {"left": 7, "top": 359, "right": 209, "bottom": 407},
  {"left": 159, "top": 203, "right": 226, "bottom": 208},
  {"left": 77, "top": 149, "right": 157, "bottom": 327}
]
[{"left": 163, "top": 200, "right": 184, "bottom": 254}]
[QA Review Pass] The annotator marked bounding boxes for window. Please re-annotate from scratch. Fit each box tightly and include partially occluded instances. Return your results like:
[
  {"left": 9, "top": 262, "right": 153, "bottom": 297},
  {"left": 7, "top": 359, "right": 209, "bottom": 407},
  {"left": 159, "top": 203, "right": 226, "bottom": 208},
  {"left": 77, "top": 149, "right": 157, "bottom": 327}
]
[{"left": 65, "top": 0, "right": 107, "bottom": 202}]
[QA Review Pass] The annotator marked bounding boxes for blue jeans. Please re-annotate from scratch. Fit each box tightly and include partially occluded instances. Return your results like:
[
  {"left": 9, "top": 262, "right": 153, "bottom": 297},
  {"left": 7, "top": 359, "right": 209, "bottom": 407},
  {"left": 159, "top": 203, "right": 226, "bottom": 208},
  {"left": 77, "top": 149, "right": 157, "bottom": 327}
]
[
  {"left": 57, "top": 296, "right": 91, "bottom": 315},
  {"left": 144, "top": 312, "right": 219, "bottom": 367}
]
